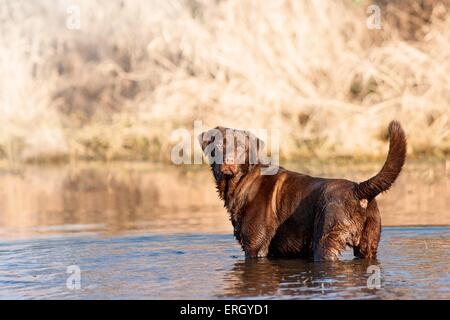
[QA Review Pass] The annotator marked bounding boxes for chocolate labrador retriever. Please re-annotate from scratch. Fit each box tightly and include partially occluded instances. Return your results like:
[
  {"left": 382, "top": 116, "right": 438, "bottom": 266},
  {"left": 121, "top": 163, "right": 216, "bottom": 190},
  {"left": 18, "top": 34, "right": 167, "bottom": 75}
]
[{"left": 198, "top": 121, "right": 406, "bottom": 261}]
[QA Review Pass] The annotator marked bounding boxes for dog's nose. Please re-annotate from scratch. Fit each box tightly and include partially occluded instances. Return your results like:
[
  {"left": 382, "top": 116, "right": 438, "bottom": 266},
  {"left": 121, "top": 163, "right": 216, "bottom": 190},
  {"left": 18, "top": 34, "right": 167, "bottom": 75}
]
[{"left": 225, "top": 155, "right": 235, "bottom": 165}]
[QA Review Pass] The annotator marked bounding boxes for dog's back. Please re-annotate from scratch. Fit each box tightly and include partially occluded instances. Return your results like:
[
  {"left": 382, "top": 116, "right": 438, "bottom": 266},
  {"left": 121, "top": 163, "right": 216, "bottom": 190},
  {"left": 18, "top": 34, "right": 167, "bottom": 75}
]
[{"left": 199, "top": 121, "right": 407, "bottom": 260}]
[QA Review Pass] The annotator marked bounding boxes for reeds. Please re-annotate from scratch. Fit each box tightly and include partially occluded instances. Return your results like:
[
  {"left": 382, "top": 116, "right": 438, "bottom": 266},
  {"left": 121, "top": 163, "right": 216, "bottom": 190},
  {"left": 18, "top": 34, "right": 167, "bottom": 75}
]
[{"left": 0, "top": 0, "right": 449, "bottom": 163}]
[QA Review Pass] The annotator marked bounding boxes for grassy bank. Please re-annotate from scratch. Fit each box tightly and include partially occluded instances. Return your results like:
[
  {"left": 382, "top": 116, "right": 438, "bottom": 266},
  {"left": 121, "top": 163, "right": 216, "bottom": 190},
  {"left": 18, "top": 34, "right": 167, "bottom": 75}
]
[{"left": 0, "top": 0, "right": 449, "bottom": 163}]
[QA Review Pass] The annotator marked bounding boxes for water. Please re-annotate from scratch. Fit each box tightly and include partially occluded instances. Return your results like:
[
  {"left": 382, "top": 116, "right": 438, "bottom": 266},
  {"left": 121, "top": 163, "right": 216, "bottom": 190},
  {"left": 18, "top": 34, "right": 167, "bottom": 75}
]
[
  {"left": 0, "top": 228, "right": 449, "bottom": 299},
  {"left": 0, "top": 160, "right": 449, "bottom": 299}
]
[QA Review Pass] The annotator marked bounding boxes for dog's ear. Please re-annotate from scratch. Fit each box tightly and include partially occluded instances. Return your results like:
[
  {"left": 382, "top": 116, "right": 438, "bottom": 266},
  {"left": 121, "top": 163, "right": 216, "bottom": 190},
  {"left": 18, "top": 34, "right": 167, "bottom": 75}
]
[
  {"left": 198, "top": 128, "right": 224, "bottom": 152},
  {"left": 197, "top": 132, "right": 210, "bottom": 151}
]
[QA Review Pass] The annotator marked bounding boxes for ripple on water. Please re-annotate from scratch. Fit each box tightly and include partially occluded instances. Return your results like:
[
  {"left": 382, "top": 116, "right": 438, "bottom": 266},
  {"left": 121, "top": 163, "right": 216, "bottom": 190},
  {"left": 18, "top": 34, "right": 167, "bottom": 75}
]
[{"left": 0, "top": 227, "right": 449, "bottom": 299}]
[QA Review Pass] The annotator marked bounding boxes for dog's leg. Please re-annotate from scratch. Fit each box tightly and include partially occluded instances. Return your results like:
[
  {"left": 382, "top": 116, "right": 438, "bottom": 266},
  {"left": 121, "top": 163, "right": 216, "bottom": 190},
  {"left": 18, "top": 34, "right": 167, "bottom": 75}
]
[
  {"left": 353, "top": 204, "right": 381, "bottom": 259},
  {"left": 242, "top": 225, "right": 277, "bottom": 258},
  {"left": 313, "top": 230, "right": 348, "bottom": 261},
  {"left": 313, "top": 203, "right": 349, "bottom": 261}
]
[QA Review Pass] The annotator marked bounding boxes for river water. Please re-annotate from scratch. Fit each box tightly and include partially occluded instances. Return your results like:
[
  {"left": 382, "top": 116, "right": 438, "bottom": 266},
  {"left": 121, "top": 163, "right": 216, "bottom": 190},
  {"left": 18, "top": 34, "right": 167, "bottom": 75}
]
[{"left": 0, "top": 160, "right": 448, "bottom": 299}]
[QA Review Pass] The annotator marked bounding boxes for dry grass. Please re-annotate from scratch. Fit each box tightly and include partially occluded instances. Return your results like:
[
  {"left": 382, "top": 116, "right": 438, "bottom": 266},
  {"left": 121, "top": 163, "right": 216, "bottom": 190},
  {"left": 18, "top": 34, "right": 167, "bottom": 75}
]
[{"left": 0, "top": 0, "right": 449, "bottom": 163}]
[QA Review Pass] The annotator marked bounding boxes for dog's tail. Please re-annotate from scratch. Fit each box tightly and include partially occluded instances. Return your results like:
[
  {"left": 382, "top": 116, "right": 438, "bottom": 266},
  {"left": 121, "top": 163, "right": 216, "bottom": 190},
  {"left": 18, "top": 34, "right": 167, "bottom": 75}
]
[{"left": 354, "top": 121, "right": 407, "bottom": 201}]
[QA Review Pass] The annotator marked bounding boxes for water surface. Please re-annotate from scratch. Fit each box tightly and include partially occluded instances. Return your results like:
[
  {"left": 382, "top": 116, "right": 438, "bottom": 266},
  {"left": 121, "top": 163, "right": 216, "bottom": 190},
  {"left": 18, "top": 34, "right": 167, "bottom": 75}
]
[{"left": 0, "top": 161, "right": 448, "bottom": 299}]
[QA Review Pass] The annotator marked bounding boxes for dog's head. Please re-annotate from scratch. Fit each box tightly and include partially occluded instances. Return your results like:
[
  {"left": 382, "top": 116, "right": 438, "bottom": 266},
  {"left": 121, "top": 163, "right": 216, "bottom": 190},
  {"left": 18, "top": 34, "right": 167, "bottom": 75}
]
[{"left": 198, "top": 127, "right": 265, "bottom": 180}]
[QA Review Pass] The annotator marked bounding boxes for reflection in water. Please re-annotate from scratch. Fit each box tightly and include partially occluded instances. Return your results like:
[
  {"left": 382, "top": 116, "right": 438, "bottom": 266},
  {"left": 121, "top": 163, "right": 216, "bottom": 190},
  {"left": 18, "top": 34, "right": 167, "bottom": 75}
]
[
  {"left": 62, "top": 169, "right": 146, "bottom": 219},
  {"left": 0, "top": 160, "right": 448, "bottom": 239},
  {"left": 0, "top": 164, "right": 231, "bottom": 238},
  {"left": 0, "top": 229, "right": 448, "bottom": 299},
  {"left": 0, "top": 161, "right": 448, "bottom": 299},
  {"left": 220, "top": 258, "right": 378, "bottom": 299},
  {"left": 217, "top": 227, "right": 450, "bottom": 300}
]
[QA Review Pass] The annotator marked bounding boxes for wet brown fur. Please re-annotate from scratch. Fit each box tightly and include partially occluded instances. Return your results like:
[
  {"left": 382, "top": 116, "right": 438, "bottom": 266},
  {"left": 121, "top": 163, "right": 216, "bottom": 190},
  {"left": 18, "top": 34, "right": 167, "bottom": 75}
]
[{"left": 198, "top": 121, "right": 406, "bottom": 261}]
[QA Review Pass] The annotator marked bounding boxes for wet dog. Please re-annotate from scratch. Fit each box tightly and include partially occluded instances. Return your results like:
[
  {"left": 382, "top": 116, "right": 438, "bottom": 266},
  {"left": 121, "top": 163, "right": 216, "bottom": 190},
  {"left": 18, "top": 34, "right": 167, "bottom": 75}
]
[{"left": 198, "top": 121, "right": 406, "bottom": 261}]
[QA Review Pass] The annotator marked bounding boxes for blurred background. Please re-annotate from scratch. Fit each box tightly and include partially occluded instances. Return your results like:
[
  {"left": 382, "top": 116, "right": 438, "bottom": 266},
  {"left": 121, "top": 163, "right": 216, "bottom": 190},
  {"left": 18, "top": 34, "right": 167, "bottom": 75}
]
[
  {"left": 0, "top": 0, "right": 449, "bottom": 235},
  {"left": 0, "top": 0, "right": 448, "bottom": 163}
]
